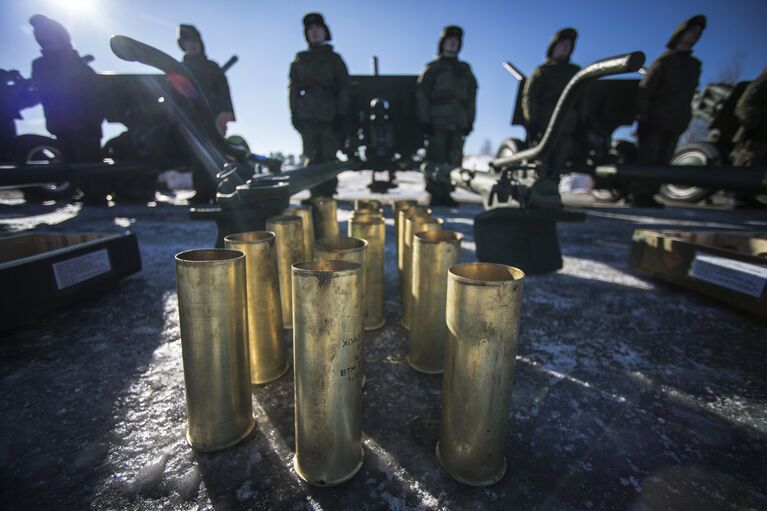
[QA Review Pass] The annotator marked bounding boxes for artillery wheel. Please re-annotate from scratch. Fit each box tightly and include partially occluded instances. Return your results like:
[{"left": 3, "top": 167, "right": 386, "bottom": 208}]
[
  {"left": 104, "top": 133, "right": 157, "bottom": 202},
  {"left": 16, "top": 135, "right": 77, "bottom": 201},
  {"left": 659, "top": 142, "right": 720, "bottom": 203}
]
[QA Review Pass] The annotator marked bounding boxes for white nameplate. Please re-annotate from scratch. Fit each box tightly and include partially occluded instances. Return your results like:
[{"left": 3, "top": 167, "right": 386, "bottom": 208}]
[
  {"left": 52, "top": 249, "right": 112, "bottom": 290},
  {"left": 688, "top": 252, "right": 767, "bottom": 298}
]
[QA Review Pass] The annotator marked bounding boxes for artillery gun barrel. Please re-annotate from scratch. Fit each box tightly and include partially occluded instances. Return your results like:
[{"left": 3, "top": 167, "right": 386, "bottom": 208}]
[
  {"left": 492, "top": 52, "right": 645, "bottom": 170},
  {"left": 596, "top": 164, "right": 767, "bottom": 193}
]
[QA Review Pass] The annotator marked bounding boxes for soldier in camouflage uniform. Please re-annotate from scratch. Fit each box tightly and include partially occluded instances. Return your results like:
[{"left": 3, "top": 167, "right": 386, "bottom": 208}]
[
  {"left": 633, "top": 15, "right": 706, "bottom": 207},
  {"left": 732, "top": 68, "right": 767, "bottom": 168},
  {"left": 178, "top": 24, "right": 236, "bottom": 203},
  {"left": 289, "top": 13, "right": 350, "bottom": 198},
  {"left": 417, "top": 26, "right": 477, "bottom": 207},
  {"left": 522, "top": 27, "right": 580, "bottom": 168}
]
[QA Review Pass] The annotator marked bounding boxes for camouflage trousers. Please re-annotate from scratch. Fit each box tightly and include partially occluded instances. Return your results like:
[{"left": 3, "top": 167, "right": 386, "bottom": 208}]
[
  {"left": 300, "top": 121, "right": 341, "bottom": 197},
  {"left": 632, "top": 123, "right": 682, "bottom": 199},
  {"left": 425, "top": 130, "right": 462, "bottom": 197}
]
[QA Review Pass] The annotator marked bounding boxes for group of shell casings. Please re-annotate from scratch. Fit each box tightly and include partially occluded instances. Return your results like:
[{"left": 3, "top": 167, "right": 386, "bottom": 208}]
[{"left": 175, "top": 197, "right": 524, "bottom": 487}]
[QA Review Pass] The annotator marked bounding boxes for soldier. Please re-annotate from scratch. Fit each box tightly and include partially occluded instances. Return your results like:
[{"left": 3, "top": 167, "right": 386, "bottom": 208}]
[
  {"left": 634, "top": 15, "right": 706, "bottom": 207},
  {"left": 731, "top": 68, "right": 767, "bottom": 168},
  {"left": 522, "top": 28, "right": 580, "bottom": 176},
  {"left": 29, "top": 15, "right": 105, "bottom": 203},
  {"left": 417, "top": 25, "right": 478, "bottom": 207},
  {"left": 178, "top": 24, "right": 236, "bottom": 203},
  {"left": 289, "top": 13, "right": 350, "bottom": 199}
]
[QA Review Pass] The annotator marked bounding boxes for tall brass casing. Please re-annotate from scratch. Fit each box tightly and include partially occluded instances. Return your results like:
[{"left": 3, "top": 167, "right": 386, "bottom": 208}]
[
  {"left": 292, "top": 261, "right": 364, "bottom": 486},
  {"left": 352, "top": 207, "right": 383, "bottom": 218},
  {"left": 315, "top": 237, "right": 368, "bottom": 322},
  {"left": 348, "top": 216, "right": 386, "bottom": 330},
  {"left": 397, "top": 206, "right": 431, "bottom": 296},
  {"left": 354, "top": 199, "right": 382, "bottom": 210},
  {"left": 282, "top": 205, "right": 315, "bottom": 260},
  {"left": 393, "top": 200, "right": 418, "bottom": 232},
  {"left": 224, "top": 232, "right": 288, "bottom": 384},
  {"left": 266, "top": 215, "right": 305, "bottom": 329},
  {"left": 408, "top": 231, "right": 463, "bottom": 373},
  {"left": 311, "top": 197, "right": 339, "bottom": 241},
  {"left": 437, "top": 262, "right": 525, "bottom": 486},
  {"left": 175, "top": 249, "right": 255, "bottom": 452},
  {"left": 401, "top": 215, "right": 443, "bottom": 329}
]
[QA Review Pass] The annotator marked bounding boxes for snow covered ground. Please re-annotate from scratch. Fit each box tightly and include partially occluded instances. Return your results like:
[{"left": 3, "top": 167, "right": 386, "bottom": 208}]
[{"left": 1, "top": 171, "right": 766, "bottom": 510}]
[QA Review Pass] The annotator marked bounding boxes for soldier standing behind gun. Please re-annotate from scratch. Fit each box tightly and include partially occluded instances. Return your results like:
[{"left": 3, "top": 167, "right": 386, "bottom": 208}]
[
  {"left": 29, "top": 15, "right": 105, "bottom": 203},
  {"left": 732, "top": 68, "right": 767, "bottom": 168},
  {"left": 417, "top": 26, "right": 477, "bottom": 208},
  {"left": 522, "top": 28, "right": 580, "bottom": 176},
  {"left": 633, "top": 15, "right": 706, "bottom": 207},
  {"left": 178, "top": 24, "right": 236, "bottom": 203},
  {"left": 289, "top": 13, "right": 350, "bottom": 199}
]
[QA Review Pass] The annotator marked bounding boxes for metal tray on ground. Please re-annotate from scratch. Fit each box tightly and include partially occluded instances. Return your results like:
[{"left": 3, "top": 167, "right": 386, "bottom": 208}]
[
  {"left": 629, "top": 230, "right": 767, "bottom": 319},
  {"left": 0, "top": 232, "right": 141, "bottom": 333}
]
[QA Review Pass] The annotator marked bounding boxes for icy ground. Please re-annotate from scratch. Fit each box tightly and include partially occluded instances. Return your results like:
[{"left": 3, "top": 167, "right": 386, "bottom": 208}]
[{"left": 1, "top": 170, "right": 766, "bottom": 510}]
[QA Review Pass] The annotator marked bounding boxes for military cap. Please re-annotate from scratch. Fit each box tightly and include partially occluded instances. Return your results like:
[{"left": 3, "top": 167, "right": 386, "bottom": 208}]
[
  {"left": 303, "top": 12, "right": 332, "bottom": 42},
  {"left": 438, "top": 25, "right": 464, "bottom": 54},
  {"left": 546, "top": 28, "right": 577, "bottom": 58},
  {"left": 666, "top": 15, "right": 707, "bottom": 50},
  {"left": 178, "top": 24, "right": 205, "bottom": 53}
]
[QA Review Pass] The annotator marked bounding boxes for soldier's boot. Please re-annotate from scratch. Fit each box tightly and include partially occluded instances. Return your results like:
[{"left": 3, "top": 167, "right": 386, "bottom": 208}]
[{"left": 427, "top": 180, "right": 459, "bottom": 208}]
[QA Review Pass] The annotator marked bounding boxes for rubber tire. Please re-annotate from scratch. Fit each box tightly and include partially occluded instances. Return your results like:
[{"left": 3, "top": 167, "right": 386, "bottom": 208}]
[
  {"left": 659, "top": 142, "right": 720, "bottom": 204},
  {"left": 15, "top": 135, "right": 76, "bottom": 201},
  {"left": 104, "top": 133, "right": 157, "bottom": 202}
]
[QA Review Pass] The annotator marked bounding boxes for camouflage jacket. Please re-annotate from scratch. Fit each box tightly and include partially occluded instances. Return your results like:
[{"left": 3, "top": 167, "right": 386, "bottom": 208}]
[
  {"left": 416, "top": 56, "right": 478, "bottom": 132},
  {"left": 183, "top": 54, "right": 235, "bottom": 118},
  {"left": 734, "top": 69, "right": 767, "bottom": 144},
  {"left": 522, "top": 58, "right": 580, "bottom": 138},
  {"left": 289, "top": 44, "right": 350, "bottom": 123},
  {"left": 636, "top": 50, "right": 701, "bottom": 134}
]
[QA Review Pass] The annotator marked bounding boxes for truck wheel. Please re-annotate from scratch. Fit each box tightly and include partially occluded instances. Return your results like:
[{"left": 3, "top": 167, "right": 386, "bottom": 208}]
[
  {"left": 659, "top": 142, "right": 720, "bottom": 203},
  {"left": 15, "top": 135, "right": 76, "bottom": 201}
]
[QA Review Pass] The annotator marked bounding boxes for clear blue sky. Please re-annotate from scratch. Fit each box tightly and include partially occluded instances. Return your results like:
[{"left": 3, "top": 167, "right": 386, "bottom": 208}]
[{"left": 2, "top": 0, "right": 766, "bottom": 156}]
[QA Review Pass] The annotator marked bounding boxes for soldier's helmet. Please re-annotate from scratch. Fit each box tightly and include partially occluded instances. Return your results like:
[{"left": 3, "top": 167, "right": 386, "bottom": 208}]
[
  {"left": 546, "top": 28, "right": 577, "bottom": 58},
  {"left": 178, "top": 24, "right": 205, "bottom": 53},
  {"left": 303, "top": 12, "right": 332, "bottom": 42},
  {"left": 666, "top": 15, "right": 706, "bottom": 50},
  {"left": 29, "top": 15, "right": 72, "bottom": 52},
  {"left": 438, "top": 25, "right": 464, "bottom": 54}
]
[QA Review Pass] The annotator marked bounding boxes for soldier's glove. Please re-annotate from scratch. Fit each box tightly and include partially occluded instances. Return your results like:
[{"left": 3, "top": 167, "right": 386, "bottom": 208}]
[{"left": 332, "top": 115, "right": 344, "bottom": 132}]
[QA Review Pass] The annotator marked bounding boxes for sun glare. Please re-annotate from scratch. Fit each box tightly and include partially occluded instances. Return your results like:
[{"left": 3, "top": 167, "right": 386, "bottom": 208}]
[{"left": 51, "top": 0, "right": 98, "bottom": 14}]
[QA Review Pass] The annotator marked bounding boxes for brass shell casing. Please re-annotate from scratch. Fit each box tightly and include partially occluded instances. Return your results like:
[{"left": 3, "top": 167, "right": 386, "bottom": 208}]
[
  {"left": 282, "top": 205, "right": 315, "bottom": 260},
  {"left": 291, "top": 260, "right": 364, "bottom": 486},
  {"left": 348, "top": 215, "right": 386, "bottom": 330},
  {"left": 354, "top": 199, "right": 382, "bottom": 210},
  {"left": 408, "top": 231, "right": 463, "bottom": 373},
  {"left": 266, "top": 215, "right": 305, "bottom": 329},
  {"left": 437, "top": 262, "right": 525, "bottom": 486},
  {"left": 397, "top": 206, "right": 431, "bottom": 297},
  {"left": 401, "top": 215, "right": 443, "bottom": 329},
  {"left": 175, "top": 249, "right": 255, "bottom": 452},
  {"left": 311, "top": 197, "right": 339, "bottom": 241},
  {"left": 224, "top": 232, "right": 288, "bottom": 384}
]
